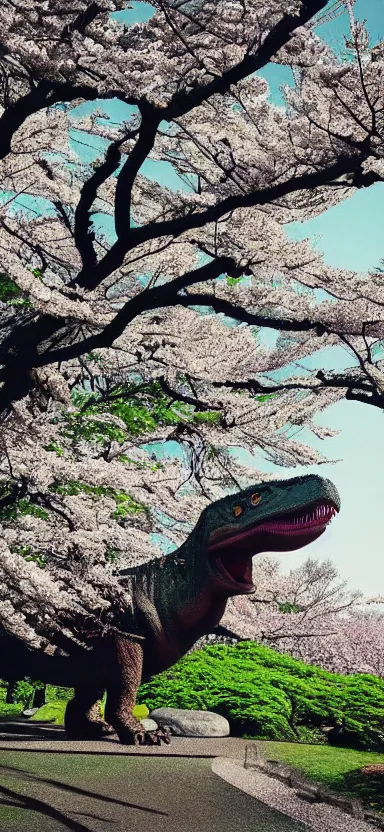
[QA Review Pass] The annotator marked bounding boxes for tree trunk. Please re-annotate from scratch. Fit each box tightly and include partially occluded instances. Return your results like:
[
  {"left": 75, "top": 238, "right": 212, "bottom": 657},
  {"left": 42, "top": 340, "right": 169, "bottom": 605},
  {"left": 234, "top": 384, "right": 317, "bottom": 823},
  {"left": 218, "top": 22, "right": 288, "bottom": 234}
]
[
  {"left": 6, "top": 679, "right": 17, "bottom": 704},
  {"left": 32, "top": 684, "right": 46, "bottom": 709}
]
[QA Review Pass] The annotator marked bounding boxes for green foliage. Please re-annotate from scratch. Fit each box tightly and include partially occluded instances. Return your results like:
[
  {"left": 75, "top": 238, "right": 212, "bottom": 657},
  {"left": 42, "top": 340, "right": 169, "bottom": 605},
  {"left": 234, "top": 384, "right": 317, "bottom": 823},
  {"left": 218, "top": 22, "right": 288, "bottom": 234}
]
[
  {"left": 105, "top": 545, "right": 120, "bottom": 563},
  {"left": 45, "top": 685, "right": 74, "bottom": 702},
  {"left": 28, "top": 267, "right": 42, "bottom": 279},
  {"left": 56, "top": 382, "right": 222, "bottom": 450},
  {"left": 49, "top": 480, "right": 147, "bottom": 519},
  {"left": 118, "top": 454, "right": 163, "bottom": 472},
  {"left": 132, "top": 704, "right": 149, "bottom": 720},
  {"left": 137, "top": 642, "right": 384, "bottom": 752},
  {"left": 0, "top": 702, "right": 23, "bottom": 718},
  {"left": 10, "top": 545, "right": 46, "bottom": 569},
  {"left": 193, "top": 411, "right": 221, "bottom": 424},
  {"left": 11, "top": 679, "right": 35, "bottom": 707},
  {"left": 43, "top": 441, "right": 64, "bottom": 457},
  {"left": 111, "top": 491, "right": 149, "bottom": 520},
  {"left": 278, "top": 602, "right": 303, "bottom": 614},
  {"left": 85, "top": 352, "right": 103, "bottom": 364},
  {"left": 225, "top": 274, "right": 245, "bottom": 287},
  {"left": 254, "top": 393, "right": 277, "bottom": 402},
  {"left": 0, "top": 273, "right": 30, "bottom": 306},
  {"left": 0, "top": 496, "right": 49, "bottom": 522}
]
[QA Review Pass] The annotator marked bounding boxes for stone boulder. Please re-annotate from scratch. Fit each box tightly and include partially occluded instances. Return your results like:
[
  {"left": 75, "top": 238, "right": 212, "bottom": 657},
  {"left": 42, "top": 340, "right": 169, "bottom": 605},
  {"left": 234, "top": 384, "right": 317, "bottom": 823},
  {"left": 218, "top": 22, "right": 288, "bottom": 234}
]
[
  {"left": 140, "top": 718, "right": 159, "bottom": 732},
  {"left": 149, "top": 707, "right": 230, "bottom": 737},
  {"left": 22, "top": 708, "right": 39, "bottom": 717}
]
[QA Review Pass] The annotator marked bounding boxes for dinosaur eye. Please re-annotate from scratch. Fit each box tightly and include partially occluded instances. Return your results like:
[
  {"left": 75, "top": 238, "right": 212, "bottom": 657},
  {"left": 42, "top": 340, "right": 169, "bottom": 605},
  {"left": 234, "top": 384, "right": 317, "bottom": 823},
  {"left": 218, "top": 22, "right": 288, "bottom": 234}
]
[
  {"left": 233, "top": 505, "right": 243, "bottom": 517},
  {"left": 251, "top": 493, "right": 261, "bottom": 506}
]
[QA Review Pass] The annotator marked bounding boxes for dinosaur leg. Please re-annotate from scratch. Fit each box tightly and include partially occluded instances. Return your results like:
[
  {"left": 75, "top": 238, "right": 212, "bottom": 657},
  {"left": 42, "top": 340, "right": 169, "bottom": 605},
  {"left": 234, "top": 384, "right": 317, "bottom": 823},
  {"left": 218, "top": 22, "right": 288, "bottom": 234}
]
[
  {"left": 64, "top": 683, "right": 114, "bottom": 740},
  {"left": 104, "top": 635, "right": 170, "bottom": 746}
]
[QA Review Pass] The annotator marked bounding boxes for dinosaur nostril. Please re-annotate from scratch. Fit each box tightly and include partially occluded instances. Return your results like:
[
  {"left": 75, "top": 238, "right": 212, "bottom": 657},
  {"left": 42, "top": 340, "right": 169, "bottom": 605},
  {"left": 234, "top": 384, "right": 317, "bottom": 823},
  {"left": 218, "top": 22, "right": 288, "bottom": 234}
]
[{"left": 233, "top": 505, "right": 243, "bottom": 517}]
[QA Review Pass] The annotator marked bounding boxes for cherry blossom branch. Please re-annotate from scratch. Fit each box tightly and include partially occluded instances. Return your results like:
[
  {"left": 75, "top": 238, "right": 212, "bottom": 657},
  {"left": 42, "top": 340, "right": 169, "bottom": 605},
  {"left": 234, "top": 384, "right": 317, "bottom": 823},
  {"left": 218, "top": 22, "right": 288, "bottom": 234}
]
[
  {"left": 114, "top": 103, "right": 161, "bottom": 240},
  {"left": 162, "top": 0, "right": 330, "bottom": 121},
  {"left": 178, "top": 293, "right": 329, "bottom": 334},
  {"left": 210, "top": 370, "right": 384, "bottom": 409},
  {"left": 0, "top": 81, "right": 100, "bottom": 160},
  {"left": 0, "top": 256, "right": 236, "bottom": 411},
  {"left": 75, "top": 136, "right": 127, "bottom": 271},
  {"left": 77, "top": 155, "right": 382, "bottom": 291}
]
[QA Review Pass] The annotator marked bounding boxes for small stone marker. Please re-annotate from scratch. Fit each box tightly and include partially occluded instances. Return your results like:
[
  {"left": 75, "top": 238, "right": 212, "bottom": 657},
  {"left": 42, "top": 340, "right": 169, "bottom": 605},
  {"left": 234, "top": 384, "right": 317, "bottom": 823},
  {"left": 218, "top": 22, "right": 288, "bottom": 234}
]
[
  {"left": 321, "top": 791, "right": 364, "bottom": 819},
  {"left": 264, "top": 761, "right": 295, "bottom": 784},
  {"left": 244, "top": 742, "right": 265, "bottom": 769}
]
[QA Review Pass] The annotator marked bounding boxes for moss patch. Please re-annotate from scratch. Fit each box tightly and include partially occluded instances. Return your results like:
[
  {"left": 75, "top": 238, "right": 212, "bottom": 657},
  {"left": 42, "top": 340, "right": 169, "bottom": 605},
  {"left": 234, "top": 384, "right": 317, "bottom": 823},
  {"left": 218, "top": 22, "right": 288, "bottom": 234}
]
[{"left": 30, "top": 702, "right": 66, "bottom": 724}]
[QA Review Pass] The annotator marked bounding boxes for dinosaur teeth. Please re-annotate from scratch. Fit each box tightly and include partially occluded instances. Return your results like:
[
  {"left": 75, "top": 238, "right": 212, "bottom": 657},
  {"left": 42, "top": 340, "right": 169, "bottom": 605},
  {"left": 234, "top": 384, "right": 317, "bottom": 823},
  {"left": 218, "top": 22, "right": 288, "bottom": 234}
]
[{"left": 259, "top": 501, "right": 336, "bottom": 534}]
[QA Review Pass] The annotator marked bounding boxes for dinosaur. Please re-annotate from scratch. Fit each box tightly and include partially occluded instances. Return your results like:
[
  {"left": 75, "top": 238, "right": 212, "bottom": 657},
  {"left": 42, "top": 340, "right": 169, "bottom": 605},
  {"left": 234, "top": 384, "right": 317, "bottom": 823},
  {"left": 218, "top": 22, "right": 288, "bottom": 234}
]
[{"left": 0, "top": 473, "right": 340, "bottom": 745}]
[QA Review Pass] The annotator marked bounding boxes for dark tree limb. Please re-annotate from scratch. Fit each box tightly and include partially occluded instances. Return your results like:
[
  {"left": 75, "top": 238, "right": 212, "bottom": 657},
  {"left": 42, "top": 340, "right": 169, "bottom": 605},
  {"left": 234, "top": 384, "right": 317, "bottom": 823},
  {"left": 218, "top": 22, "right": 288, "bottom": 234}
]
[
  {"left": 77, "top": 155, "right": 381, "bottom": 291},
  {"left": 210, "top": 370, "right": 384, "bottom": 410},
  {"left": 178, "top": 293, "right": 329, "bottom": 334},
  {"left": 0, "top": 81, "right": 101, "bottom": 159},
  {"left": 158, "top": 376, "right": 212, "bottom": 411},
  {"left": 75, "top": 137, "right": 126, "bottom": 271},
  {"left": 114, "top": 103, "right": 161, "bottom": 239}
]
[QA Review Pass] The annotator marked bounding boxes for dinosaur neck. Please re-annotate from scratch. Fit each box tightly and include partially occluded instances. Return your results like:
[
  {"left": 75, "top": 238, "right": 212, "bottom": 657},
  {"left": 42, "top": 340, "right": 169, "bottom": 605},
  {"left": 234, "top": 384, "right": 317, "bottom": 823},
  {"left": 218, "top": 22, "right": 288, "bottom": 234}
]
[{"left": 127, "top": 532, "right": 226, "bottom": 660}]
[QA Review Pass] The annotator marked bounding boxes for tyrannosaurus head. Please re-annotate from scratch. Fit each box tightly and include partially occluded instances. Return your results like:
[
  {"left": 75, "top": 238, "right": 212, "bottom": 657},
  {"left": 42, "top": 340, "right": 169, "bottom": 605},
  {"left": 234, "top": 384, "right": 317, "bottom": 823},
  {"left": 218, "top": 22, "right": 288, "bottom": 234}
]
[{"left": 202, "top": 474, "right": 340, "bottom": 596}]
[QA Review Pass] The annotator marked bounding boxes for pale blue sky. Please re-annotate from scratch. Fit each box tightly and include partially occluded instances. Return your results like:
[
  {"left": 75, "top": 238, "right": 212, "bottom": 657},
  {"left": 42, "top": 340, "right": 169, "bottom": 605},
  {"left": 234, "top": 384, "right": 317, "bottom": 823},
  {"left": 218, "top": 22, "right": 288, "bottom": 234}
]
[
  {"left": 253, "top": 0, "right": 384, "bottom": 594},
  {"left": 72, "top": 2, "right": 384, "bottom": 594}
]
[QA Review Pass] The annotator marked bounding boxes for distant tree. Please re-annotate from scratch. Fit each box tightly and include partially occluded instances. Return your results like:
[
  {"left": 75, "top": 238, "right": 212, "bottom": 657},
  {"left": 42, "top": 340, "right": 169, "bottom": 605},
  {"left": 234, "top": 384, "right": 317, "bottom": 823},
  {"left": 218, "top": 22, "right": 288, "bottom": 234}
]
[{"left": 217, "top": 557, "right": 384, "bottom": 676}]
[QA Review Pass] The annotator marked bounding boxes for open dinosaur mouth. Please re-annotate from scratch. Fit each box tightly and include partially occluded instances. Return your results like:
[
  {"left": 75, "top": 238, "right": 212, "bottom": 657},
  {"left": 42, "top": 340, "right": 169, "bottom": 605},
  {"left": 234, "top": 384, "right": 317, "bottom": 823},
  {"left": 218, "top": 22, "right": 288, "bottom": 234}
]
[{"left": 207, "top": 501, "right": 338, "bottom": 593}]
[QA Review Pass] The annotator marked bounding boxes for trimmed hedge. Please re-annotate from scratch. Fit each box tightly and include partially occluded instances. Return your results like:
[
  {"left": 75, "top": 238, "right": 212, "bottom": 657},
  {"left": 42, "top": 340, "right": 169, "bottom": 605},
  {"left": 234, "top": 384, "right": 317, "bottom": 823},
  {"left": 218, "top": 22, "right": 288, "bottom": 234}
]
[{"left": 137, "top": 642, "right": 384, "bottom": 752}]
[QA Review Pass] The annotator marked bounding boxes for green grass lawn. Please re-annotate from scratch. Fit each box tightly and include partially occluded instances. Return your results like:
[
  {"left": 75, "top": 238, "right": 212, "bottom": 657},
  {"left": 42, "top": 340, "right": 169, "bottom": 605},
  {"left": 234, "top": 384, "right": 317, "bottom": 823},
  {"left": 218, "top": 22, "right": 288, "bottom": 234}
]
[{"left": 262, "top": 741, "right": 384, "bottom": 814}]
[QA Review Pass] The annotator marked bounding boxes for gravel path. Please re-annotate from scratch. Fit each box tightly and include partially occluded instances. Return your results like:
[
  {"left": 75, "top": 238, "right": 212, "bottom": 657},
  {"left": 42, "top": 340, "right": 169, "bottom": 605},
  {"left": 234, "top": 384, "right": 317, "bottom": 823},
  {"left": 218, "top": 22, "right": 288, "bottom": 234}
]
[
  {"left": 0, "top": 719, "right": 248, "bottom": 757},
  {"left": 212, "top": 758, "right": 375, "bottom": 832}
]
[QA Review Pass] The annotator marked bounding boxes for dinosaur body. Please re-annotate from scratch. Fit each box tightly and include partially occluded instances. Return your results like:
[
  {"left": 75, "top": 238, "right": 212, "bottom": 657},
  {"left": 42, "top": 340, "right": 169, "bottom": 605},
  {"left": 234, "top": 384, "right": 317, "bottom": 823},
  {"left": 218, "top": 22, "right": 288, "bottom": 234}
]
[{"left": 0, "top": 474, "right": 340, "bottom": 744}]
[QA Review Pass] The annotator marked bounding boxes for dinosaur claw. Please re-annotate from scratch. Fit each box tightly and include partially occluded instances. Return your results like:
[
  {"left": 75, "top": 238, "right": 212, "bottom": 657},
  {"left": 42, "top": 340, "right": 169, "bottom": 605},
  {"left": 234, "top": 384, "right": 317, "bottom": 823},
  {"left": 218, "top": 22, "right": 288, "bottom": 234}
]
[{"left": 130, "top": 727, "right": 172, "bottom": 746}]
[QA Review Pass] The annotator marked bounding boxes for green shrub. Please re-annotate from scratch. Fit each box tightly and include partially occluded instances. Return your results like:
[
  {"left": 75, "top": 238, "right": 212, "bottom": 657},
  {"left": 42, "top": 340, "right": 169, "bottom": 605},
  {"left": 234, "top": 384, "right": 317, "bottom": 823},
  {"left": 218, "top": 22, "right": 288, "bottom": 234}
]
[
  {"left": 137, "top": 642, "right": 384, "bottom": 752},
  {"left": 0, "top": 702, "right": 23, "bottom": 718},
  {"left": 46, "top": 685, "right": 74, "bottom": 702},
  {"left": 132, "top": 704, "right": 149, "bottom": 720}
]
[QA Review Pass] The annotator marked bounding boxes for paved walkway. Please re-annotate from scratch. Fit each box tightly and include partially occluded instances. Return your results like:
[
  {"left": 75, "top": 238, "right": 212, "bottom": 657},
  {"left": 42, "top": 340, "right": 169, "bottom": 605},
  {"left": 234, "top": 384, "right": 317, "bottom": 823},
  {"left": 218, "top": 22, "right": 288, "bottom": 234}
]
[{"left": 0, "top": 721, "right": 306, "bottom": 832}]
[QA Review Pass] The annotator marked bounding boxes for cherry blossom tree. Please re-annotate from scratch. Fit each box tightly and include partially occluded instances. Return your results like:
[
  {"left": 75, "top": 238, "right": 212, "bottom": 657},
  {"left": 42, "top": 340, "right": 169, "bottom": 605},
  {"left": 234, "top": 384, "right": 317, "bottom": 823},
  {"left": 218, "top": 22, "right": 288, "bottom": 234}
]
[
  {"left": 216, "top": 557, "right": 384, "bottom": 677},
  {"left": 0, "top": 0, "right": 384, "bottom": 655}
]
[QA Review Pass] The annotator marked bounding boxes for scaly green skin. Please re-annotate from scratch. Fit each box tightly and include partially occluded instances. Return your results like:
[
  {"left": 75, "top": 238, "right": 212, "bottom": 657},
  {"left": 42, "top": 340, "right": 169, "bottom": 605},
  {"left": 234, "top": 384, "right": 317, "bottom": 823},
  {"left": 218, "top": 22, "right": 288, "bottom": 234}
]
[{"left": 0, "top": 474, "right": 340, "bottom": 745}]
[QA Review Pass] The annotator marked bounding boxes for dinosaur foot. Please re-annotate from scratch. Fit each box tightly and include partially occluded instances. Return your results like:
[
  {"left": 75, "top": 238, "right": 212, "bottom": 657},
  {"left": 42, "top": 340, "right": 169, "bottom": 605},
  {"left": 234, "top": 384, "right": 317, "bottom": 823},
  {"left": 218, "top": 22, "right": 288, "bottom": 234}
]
[
  {"left": 118, "top": 726, "right": 172, "bottom": 746},
  {"left": 65, "top": 719, "right": 115, "bottom": 741}
]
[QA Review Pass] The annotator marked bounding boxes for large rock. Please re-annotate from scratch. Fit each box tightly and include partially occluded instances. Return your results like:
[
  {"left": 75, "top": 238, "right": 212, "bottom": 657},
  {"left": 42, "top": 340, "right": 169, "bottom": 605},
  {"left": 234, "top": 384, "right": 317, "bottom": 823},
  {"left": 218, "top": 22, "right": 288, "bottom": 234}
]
[
  {"left": 140, "top": 718, "right": 159, "bottom": 732},
  {"left": 149, "top": 707, "right": 230, "bottom": 737},
  {"left": 22, "top": 708, "right": 39, "bottom": 717}
]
